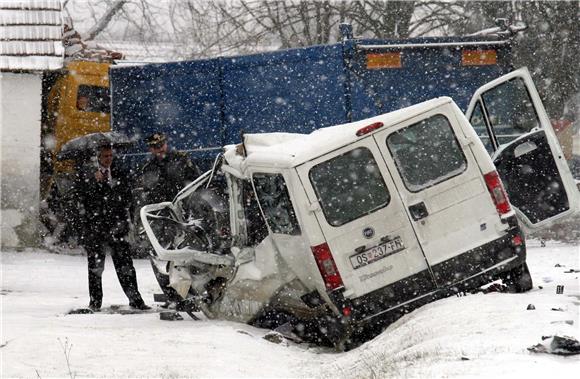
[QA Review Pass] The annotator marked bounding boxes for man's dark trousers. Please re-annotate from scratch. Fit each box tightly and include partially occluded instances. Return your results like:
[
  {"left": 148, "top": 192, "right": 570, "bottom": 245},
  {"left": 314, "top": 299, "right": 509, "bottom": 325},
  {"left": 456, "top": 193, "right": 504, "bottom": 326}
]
[{"left": 84, "top": 235, "right": 141, "bottom": 308}]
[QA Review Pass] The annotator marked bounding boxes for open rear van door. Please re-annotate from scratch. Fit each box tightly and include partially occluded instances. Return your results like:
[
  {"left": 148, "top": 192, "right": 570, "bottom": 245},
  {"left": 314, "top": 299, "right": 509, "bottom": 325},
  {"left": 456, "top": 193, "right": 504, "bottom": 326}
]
[{"left": 466, "top": 67, "right": 579, "bottom": 233}]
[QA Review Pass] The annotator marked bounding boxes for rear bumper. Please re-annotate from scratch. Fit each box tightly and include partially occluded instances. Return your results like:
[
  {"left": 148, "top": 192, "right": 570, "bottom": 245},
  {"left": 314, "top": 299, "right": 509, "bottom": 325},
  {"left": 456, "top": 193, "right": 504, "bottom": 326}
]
[{"left": 336, "top": 227, "right": 526, "bottom": 326}]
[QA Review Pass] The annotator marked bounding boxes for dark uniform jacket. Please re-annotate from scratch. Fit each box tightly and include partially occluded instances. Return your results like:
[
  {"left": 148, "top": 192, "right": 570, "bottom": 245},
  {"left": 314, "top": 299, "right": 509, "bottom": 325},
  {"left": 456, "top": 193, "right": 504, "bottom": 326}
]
[
  {"left": 74, "top": 161, "right": 134, "bottom": 240},
  {"left": 141, "top": 150, "right": 201, "bottom": 204}
]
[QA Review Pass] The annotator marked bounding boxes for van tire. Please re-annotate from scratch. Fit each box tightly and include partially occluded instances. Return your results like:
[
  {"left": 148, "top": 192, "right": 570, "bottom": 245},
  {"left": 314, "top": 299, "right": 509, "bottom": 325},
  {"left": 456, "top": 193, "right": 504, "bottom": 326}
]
[{"left": 502, "top": 262, "right": 533, "bottom": 293}]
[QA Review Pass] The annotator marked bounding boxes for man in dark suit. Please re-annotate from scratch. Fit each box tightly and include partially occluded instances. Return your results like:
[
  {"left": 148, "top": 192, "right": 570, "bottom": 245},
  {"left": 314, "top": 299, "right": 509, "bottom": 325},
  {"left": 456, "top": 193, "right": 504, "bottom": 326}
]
[{"left": 74, "top": 144, "right": 149, "bottom": 311}]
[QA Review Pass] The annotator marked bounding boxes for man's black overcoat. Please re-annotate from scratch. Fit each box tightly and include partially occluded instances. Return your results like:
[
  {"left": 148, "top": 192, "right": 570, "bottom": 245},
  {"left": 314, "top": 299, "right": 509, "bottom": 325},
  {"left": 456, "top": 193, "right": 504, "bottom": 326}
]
[{"left": 74, "top": 162, "right": 133, "bottom": 240}]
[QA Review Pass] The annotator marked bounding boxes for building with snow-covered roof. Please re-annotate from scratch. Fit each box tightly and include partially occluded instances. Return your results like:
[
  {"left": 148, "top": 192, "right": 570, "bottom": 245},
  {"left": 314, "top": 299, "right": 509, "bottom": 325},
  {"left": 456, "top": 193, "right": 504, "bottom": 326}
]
[
  {"left": 1, "top": 0, "right": 64, "bottom": 247},
  {"left": 0, "top": 0, "right": 64, "bottom": 70},
  {"left": 95, "top": 40, "right": 184, "bottom": 63}
]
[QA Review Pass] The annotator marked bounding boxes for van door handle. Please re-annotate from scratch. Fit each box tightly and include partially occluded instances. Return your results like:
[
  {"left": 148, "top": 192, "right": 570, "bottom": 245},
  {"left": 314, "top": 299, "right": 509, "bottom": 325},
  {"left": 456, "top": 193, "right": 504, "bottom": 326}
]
[{"left": 409, "top": 202, "right": 429, "bottom": 221}]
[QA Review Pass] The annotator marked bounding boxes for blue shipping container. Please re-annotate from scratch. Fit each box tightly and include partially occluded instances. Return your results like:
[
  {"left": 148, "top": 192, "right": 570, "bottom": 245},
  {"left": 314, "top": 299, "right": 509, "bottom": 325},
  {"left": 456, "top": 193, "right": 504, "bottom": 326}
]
[{"left": 110, "top": 34, "right": 513, "bottom": 170}]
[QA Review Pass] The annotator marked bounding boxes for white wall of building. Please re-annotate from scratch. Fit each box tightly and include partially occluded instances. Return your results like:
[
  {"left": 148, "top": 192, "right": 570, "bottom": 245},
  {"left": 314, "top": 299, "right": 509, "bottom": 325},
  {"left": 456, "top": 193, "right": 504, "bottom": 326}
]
[{"left": 1, "top": 72, "right": 42, "bottom": 247}]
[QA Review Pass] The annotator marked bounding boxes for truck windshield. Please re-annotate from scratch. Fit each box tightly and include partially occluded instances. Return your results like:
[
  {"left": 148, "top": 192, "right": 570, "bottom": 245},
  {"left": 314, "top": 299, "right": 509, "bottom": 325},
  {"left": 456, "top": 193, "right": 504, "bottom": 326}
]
[
  {"left": 76, "top": 85, "right": 110, "bottom": 113},
  {"left": 309, "top": 147, "right": 390, "bottom": 227}
]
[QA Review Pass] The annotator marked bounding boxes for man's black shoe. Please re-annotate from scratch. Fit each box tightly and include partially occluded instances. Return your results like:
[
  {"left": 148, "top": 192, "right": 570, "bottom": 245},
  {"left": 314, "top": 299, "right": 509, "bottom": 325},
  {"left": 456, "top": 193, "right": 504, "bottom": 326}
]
[
  {"left": 88, "top": 303, "right": 101, "bottom": 312},
  {"left": 129, "top": 301, "right": 151, "bottom": 311}
]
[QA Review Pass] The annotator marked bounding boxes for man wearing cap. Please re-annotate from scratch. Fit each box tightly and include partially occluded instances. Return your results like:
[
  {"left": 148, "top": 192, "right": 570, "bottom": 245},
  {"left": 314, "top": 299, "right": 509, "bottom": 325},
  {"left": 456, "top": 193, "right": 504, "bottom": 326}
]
[
  {"left": 139, "top": 133, "right": 201, "bottom": 304},
  {"left": 73, "top": 144, "right": 150, "bottom": 311},
  {"left": 141, "top": 132, "right": 201, "bottom": 204}
]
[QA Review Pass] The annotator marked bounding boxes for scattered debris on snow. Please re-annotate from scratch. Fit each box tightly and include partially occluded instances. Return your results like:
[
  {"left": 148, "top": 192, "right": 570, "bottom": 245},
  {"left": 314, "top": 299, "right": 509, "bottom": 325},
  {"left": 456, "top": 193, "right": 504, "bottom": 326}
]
[
  {"left": 263, "top": 331, "right": 287, "bottom": 345},
  {"left": 159, "top": 311, "right": 183, "bottom": 321},
  {"left": 528, "top": 335, "right": 580, "bottom": 356}
]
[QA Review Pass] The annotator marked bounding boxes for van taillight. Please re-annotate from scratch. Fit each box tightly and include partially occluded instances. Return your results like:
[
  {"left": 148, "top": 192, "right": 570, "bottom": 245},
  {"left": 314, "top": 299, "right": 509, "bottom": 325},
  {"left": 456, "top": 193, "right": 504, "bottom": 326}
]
[
  {"left": 512, "top": 234, "right": 523, "bottom": 246},
  {"left": 484, "top": 171, "right": 511, "bottom": 215},
  {"left": 311, "top": 243, "right": 344, "bottom": 291},
  {"left": 356, "top": 122, "right": 384, "bottom": 136}
]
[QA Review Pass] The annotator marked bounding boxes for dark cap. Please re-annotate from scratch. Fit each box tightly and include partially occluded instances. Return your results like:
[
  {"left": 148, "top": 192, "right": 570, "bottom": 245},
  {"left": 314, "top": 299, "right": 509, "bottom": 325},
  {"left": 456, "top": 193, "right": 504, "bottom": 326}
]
[{"left": 145, "top": 132, "right": 166, "bottom": 147}]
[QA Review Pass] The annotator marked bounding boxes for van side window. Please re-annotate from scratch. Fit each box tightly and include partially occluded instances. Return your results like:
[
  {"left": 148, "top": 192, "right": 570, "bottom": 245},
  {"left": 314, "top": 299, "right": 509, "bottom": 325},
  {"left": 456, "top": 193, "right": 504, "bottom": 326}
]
[
  {"left": 481, "top": 77, "right": 539, "bottom": 146},
  {"left": 469, "top": 101, "right": 494, "bottom": 154},
  {"left": 239, "top": 180, "right": 269, "bottom": 246},
  {"left": 387, "top": 114, "right": 467, "bottom": 192},
  {"left": 309, "top": 147, "right": 390, "bottom": 227},
  {"left": 76, "top": 85, "right": 110, "bottom": 113},
  {"left": 253, "top": 173, "right": 301, "bottom": 235}
]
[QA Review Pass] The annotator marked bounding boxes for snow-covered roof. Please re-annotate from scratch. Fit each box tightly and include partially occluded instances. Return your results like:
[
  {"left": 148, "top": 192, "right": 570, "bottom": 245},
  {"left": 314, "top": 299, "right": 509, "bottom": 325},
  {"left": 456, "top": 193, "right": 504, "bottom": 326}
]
[
  {"left": 94, "top": 40, "right": 185, "bottom": 63},
  {"left": 237, "top": 97, "right": 454, "bottom": 170},
  {"left": 0, "top": 0, "right": 64, "bottom": 71}
]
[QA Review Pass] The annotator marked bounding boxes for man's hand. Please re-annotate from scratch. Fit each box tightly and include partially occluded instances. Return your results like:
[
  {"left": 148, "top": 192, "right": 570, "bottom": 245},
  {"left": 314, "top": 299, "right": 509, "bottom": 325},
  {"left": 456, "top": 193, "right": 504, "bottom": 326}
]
[{"left": 95, "top": 169, "right": 106, "bottom": 182}]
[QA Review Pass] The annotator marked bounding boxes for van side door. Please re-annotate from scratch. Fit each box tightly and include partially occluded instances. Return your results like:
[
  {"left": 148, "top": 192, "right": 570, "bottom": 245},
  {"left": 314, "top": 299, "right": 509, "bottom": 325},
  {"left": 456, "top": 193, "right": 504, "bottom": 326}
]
[
  {"left": 296, "top": 138, "right": 437, "bottom": 302},
  {"left": 373, "top": 104, "right": 510, "bottom": 287},
  {"left": 466, "top": 68, "right": 579, "bottom": 232}
]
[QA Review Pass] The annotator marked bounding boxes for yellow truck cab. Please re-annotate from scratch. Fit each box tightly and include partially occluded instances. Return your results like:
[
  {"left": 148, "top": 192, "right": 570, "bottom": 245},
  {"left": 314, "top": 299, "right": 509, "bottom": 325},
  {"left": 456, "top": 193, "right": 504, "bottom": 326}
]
[
  {"left": 41, "top": 60, "right": 111, "bottom": 195},
  {"left": 40, "top": 60, "right": 111, "bottom": 242},
  {"left": 44, "top": 60, "right": 111, "bottom": 164}
]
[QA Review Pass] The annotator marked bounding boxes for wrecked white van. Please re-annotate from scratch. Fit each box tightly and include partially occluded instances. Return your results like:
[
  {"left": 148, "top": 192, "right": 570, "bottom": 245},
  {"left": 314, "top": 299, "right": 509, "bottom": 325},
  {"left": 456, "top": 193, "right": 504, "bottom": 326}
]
[{"left": 141, "top": 69, "right": 578, "bottom": 348}]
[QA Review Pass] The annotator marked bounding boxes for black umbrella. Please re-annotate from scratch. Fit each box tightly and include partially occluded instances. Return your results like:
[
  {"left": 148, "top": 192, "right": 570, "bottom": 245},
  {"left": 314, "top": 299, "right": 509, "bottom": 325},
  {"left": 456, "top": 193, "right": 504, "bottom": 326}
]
[{"left": 57, "top": 131, "right": 135, "bottom": 161}]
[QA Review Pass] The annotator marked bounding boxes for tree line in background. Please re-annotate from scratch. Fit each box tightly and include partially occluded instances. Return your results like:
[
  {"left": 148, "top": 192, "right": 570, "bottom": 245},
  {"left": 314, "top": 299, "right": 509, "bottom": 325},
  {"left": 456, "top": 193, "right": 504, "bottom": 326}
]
[{"left": 66, "top": 0, "right": 579, "bottom": 118}]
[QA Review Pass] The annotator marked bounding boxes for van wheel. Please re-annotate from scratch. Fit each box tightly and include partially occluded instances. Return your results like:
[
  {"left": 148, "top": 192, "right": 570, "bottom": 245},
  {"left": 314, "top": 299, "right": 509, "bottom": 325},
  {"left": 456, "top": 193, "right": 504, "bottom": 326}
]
[{"left": 501, "top": 262, "right": 533, "bottom": 293}]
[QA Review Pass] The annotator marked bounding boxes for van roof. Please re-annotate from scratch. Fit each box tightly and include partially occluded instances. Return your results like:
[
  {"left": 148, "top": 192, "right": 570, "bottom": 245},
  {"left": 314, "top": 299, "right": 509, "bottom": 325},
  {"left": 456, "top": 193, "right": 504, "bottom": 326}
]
[{"left": 239, "top": 96, "right": 454, "bottom": 170}]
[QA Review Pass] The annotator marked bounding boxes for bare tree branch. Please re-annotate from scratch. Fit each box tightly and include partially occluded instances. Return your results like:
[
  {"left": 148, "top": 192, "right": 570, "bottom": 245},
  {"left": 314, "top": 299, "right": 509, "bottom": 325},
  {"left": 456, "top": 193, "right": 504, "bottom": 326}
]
[{"left": 83, "top": 0, "right": 128, "bottom": 41}]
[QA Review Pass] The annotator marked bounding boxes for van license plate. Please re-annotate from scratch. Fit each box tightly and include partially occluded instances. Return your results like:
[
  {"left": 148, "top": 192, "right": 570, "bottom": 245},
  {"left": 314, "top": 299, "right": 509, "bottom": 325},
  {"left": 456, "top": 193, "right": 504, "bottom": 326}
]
[{"left": 349, "top": 237, "right": 405, "bottom": 270}]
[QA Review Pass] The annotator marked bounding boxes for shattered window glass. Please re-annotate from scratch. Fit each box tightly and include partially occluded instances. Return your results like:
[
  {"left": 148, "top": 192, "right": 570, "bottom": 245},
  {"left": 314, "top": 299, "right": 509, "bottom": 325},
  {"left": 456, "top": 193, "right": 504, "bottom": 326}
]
[
  {"left": 236, "top": 179, "right": 268, "bottom": 246},
  {"left": 387, "top": 114, "right": 467, "bottom": 192},
  {"left": 253, "top": 173, "right": 301, "bottom": 235},
  {"left": 309, "top": 147, "right": 390, "bottom": 227}
]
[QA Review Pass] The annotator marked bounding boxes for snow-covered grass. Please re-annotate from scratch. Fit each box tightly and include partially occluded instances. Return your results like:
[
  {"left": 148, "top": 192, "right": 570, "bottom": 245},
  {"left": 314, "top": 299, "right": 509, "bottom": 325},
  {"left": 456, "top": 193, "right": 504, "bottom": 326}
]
[{"left": 1, "top": 240, "right": 578, "bottom": 378}]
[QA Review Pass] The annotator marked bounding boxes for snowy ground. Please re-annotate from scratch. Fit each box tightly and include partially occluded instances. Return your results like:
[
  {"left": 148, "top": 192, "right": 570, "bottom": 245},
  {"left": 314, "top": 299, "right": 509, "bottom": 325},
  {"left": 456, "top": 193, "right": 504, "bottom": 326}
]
[{"left": 1, "top": 240, "right": 578, "bottom": 378}]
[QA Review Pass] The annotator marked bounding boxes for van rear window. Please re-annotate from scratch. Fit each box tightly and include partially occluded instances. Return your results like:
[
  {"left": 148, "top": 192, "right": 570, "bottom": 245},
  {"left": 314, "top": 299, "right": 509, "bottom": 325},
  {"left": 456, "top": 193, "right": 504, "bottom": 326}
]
[
  {"left": 309, "top": 147, "right": 390, "bottom": 227},
  {"left": 76, "top": 85, "right": 110, "bottom": 113},
  {"left": 253, "top": 173, "right": 301, "bottom": 235},
  {"left": 387, "top": 114, "right": 467, "bottom": 192}
]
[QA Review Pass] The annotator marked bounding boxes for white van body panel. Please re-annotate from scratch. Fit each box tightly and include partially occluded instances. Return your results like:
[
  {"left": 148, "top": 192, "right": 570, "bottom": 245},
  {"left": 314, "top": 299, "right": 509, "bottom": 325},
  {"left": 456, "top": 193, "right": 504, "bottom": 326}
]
[
  {"left": 243, "top": 166, "right": 326, "bottom": 297},
  {"left": 295, "top": 138, "right": 434, "bottom": 299},
  {"left": 372, "top": 103, "right": 506, "bottom": 281},
  {"left": 452, "top": 102, "right": 498, "bottom": 175},
  {"left": 242, "top": 97, "right": 523, "bottom": 302}
]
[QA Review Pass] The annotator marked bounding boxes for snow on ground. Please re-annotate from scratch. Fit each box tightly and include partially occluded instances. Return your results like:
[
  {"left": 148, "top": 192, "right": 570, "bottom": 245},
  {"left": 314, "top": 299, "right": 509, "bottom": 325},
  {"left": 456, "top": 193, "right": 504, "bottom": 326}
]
[{"left": 1, "top": 240, "right": 579, "bottom": 378}]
